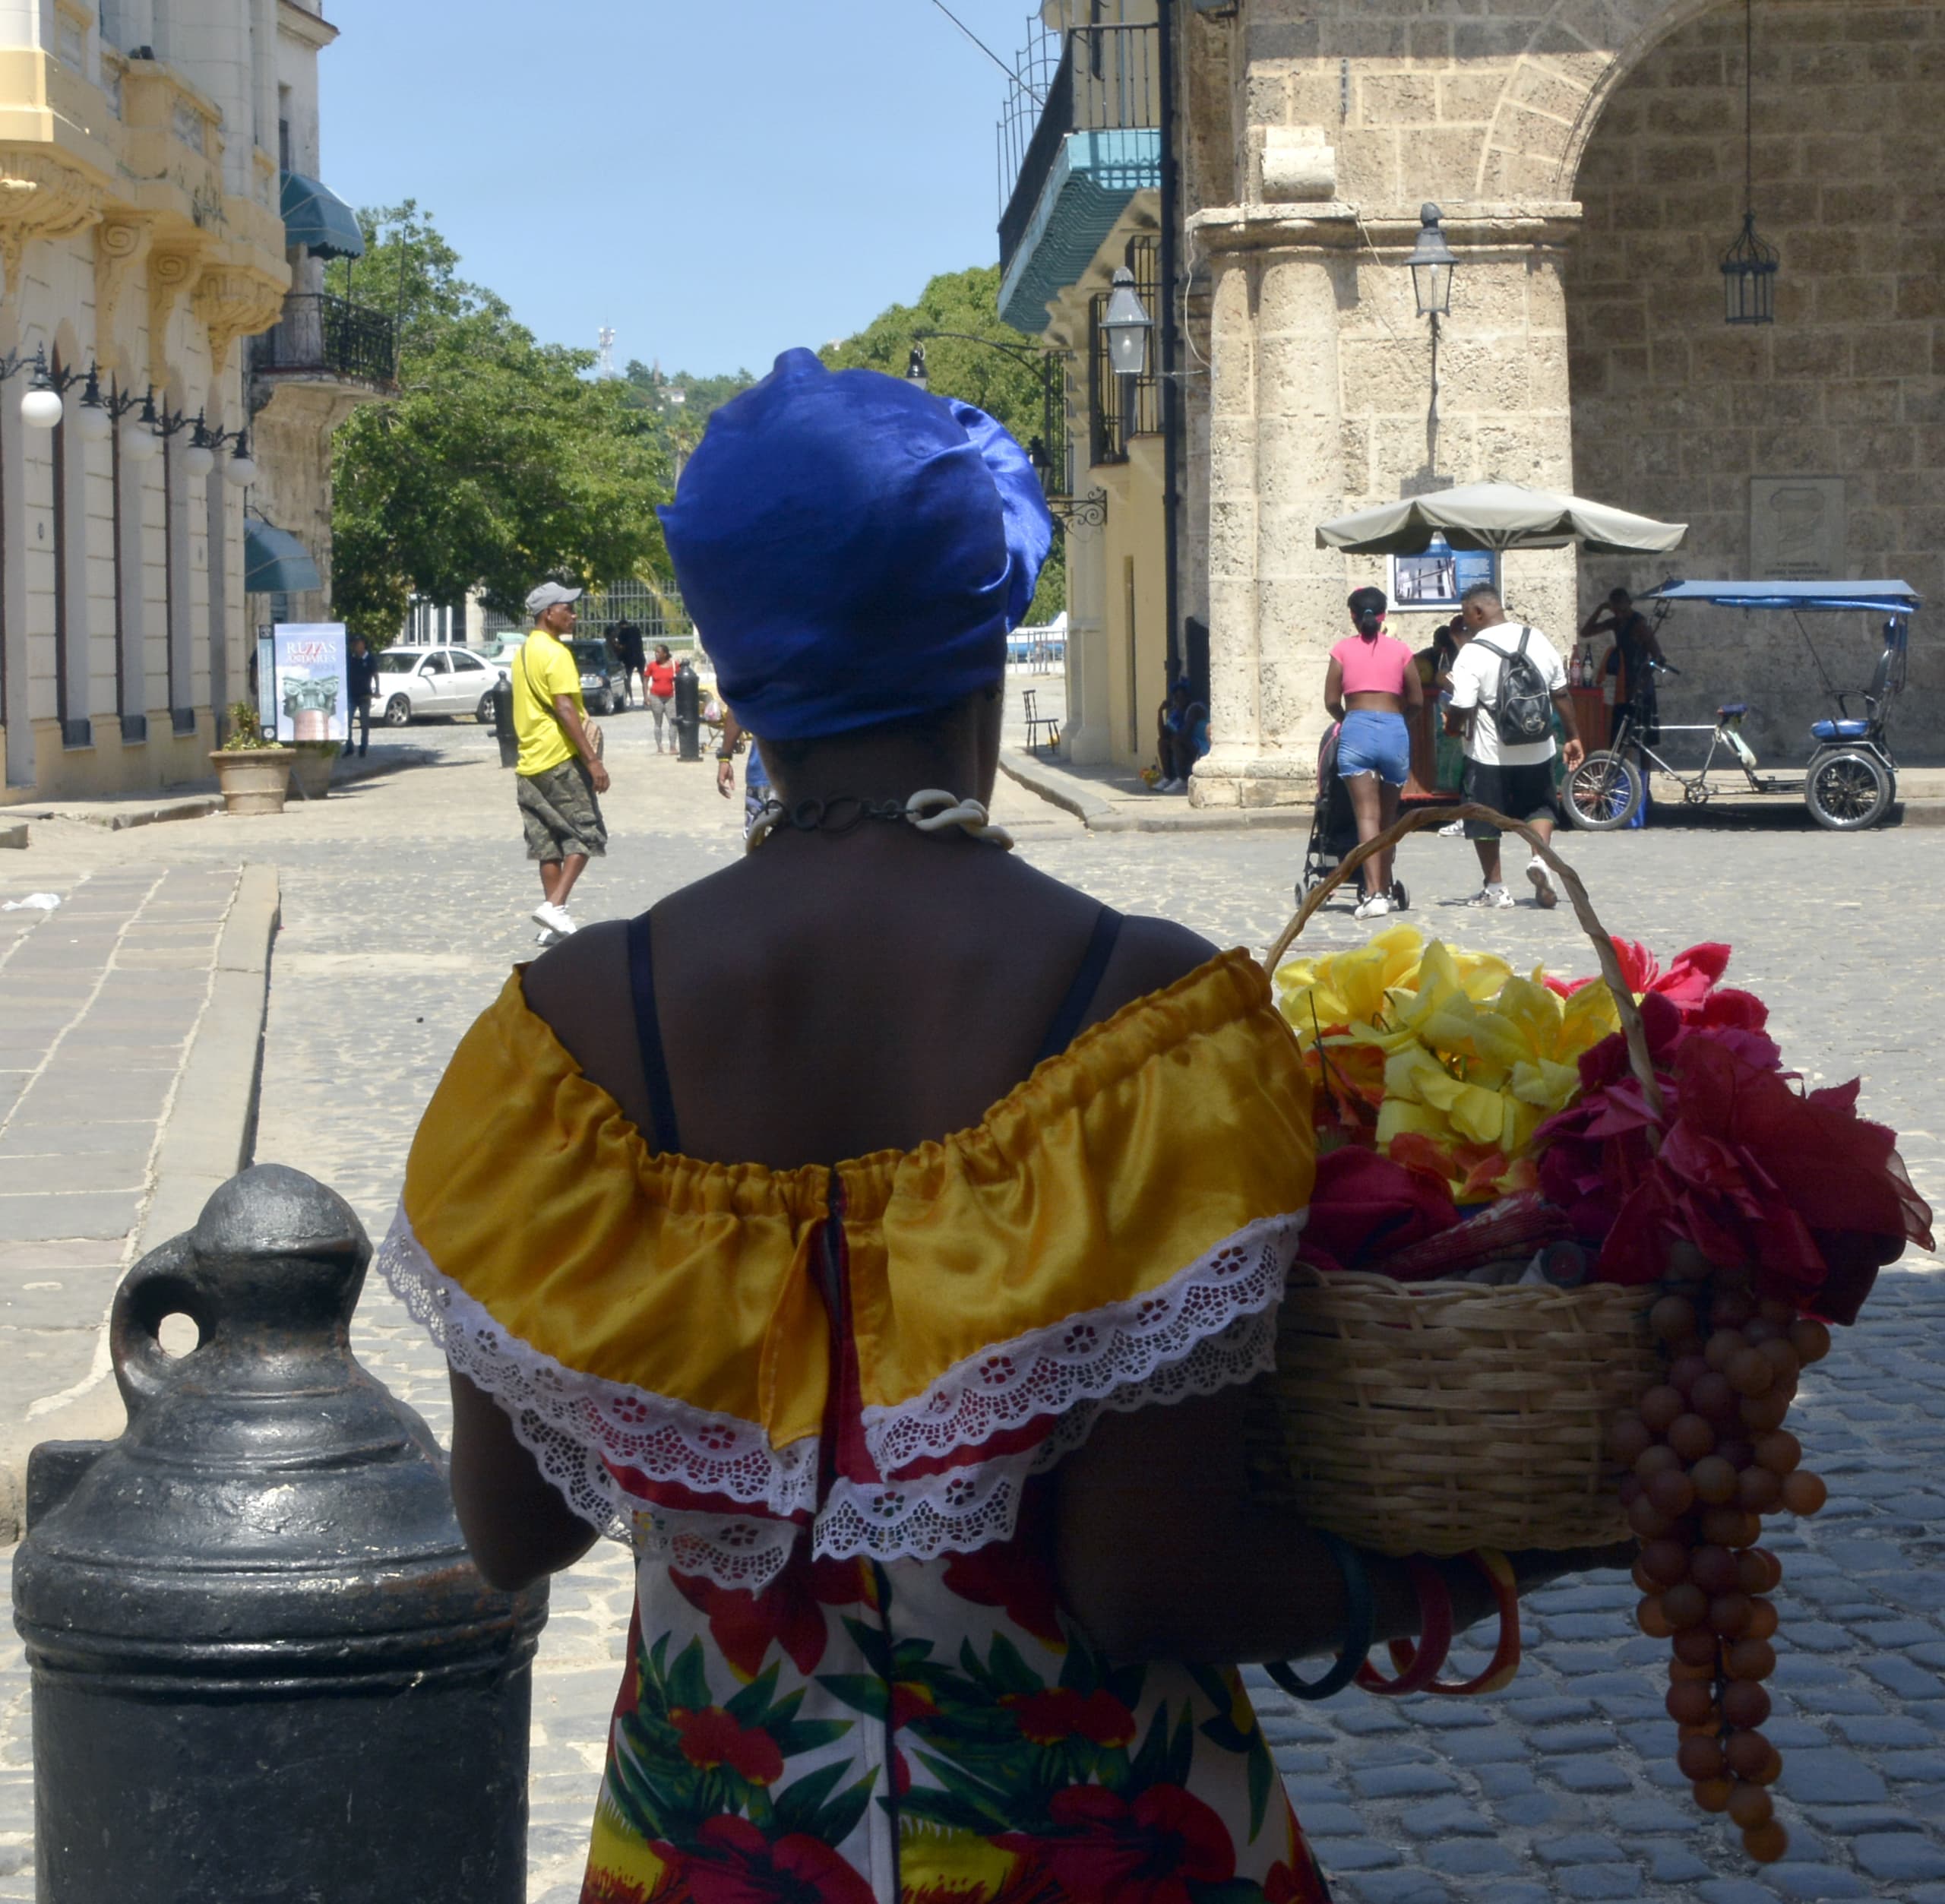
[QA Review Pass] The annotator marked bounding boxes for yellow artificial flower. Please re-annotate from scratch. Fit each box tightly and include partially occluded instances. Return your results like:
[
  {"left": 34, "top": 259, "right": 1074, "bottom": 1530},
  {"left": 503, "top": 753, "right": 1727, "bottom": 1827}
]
[{"left": 1274, "top": 927, "right": 1624, "bottom": 1198}]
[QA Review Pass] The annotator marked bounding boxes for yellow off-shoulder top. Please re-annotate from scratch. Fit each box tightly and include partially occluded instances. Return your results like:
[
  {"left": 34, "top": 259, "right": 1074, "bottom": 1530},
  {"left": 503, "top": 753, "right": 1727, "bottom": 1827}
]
[{"left": 379, "top": 947, "right": 1314, "bottom": 1586}]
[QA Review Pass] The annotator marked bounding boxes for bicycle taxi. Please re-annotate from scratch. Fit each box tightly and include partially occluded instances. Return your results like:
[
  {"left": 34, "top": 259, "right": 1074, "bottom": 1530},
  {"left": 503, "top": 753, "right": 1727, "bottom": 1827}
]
[{"left": 1563, "top": 578, "right": 1918, "bottom": 833}]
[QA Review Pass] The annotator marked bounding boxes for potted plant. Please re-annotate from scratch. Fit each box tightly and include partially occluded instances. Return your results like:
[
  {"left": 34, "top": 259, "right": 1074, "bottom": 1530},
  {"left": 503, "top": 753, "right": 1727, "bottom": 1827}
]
[
  {"left": 288, "top": 741, "right": 339, "bottom": 801},
  {"left": 210, "top": 703, "right": 294, "bottom": 815}
]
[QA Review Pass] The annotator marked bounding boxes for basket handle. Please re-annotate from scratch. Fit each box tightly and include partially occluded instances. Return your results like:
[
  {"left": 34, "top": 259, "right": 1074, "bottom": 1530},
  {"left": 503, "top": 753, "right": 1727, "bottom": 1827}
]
[{"left": 1263, "top": 803, "right": 1664, "bottom": 1116}]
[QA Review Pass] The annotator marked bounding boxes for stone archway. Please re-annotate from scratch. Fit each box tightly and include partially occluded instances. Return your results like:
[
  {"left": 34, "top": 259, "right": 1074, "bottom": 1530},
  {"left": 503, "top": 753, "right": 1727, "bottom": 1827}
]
[{"left": 1562, "top": 0, "right": 1945, "bottom": 764}]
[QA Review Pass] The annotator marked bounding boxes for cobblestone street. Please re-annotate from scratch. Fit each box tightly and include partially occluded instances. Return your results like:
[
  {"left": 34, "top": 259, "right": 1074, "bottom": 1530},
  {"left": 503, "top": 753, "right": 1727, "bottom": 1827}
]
[{"left": 1, "top": 706, "right": 1940, "bottom": 1902}]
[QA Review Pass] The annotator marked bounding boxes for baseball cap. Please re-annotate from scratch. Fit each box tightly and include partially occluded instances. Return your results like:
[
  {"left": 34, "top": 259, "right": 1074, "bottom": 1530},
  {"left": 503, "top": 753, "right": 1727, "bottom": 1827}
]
[{"left": 525, "top": 581, "right": 583, "bottom": 619}]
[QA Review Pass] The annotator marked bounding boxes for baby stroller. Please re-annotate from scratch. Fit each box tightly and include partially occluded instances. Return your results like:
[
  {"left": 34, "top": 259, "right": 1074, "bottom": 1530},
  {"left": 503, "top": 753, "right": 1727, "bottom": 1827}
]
[
  {"left": 1297, "top": 723, "right": 1412, "bottom": 910},
  {"left": 1297, "top": 723, "right": 1359, "bottom": 903}
]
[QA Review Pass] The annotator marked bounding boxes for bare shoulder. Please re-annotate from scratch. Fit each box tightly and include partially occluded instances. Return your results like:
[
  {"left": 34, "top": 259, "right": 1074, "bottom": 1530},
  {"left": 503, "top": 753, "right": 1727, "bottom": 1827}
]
[
  {"left": 519, "top": 920, "right": 632, "bottom": 1088},
  {"left": 1087, "top": 913, "right": 1222, "bottom": 1023}
]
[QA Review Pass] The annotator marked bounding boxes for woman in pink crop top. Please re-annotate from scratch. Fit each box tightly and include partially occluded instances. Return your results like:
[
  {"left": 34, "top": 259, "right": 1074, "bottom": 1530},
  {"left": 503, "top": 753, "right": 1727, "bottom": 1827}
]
[{"left": 1324, "top": 587, "right": 1424, "bottom": 921}]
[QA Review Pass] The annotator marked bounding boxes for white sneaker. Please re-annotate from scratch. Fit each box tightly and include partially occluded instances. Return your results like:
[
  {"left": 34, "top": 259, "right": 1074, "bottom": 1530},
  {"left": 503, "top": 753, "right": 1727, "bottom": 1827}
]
[
  {"left": 1527, "top": 863, "right": 1558, "bottom": 909},
  {"left": 1352, "top": 891, "right": 1391, "bottom": 920},
  {"left": 1438, "top": 819, "right": 1466, "bottom": 837},
  {"left": 1463, "top": 884, "right": 1515, "bottom": 909},
  {"left": 532, "top": 900, "right": 577, "bottom": 936}
]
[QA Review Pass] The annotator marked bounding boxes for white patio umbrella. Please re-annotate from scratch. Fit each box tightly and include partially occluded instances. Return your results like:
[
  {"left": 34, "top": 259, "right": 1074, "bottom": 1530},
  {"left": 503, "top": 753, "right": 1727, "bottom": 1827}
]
[{"left": 1314, "top": 482, "right": 1687, "bottom": 556}]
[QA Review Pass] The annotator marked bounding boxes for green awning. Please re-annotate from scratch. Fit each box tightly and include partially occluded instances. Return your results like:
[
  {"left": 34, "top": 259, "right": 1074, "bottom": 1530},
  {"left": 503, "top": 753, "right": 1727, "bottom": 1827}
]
[
  {"left": 245, "top": 520, "right": 321, "bottom": 594},
  {"left": 280, "top": 171, "right": 365, "bottom": 259}
]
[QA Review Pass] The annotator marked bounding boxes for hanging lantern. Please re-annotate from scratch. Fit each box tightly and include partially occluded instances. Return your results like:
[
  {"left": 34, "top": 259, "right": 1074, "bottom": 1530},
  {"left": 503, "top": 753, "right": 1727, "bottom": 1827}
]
[
  {"left": 1721, "top": 212, "right": 1778, "bottom": 327},
  {"left": 1719, "top": 0, "right": 1776, "bottom": 327}
]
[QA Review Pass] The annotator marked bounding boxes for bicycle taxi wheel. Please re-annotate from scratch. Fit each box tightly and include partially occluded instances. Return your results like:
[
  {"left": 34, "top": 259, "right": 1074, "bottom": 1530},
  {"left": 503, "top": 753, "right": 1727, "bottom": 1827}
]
[
  {"left": 1564, "top": 751, "right": 1644, "bottom": 831},
  {"left": 1805, "top": 751, "right": 1893, "bottom": 831}
]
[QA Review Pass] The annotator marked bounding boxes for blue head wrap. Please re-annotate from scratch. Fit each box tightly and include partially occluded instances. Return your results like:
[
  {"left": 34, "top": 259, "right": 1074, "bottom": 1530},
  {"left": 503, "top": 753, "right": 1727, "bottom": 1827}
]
[{"left": 659, "top": 348, "right": 1054, "bottom": 742}]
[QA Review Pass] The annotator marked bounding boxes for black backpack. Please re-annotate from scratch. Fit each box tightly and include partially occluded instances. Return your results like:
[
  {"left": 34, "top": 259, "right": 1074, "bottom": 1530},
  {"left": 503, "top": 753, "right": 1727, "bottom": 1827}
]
[{"left": 1472, "top": 627, "right": 1554, "bottom": 747}]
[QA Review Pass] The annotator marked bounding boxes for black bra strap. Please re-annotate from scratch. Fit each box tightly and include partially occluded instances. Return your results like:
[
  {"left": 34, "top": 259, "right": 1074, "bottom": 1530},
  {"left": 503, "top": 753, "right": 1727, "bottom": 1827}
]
[
  {"left": 1036, "top": 906, "right": 1125, "bottom": 1065},
  {"left": 627, "top": 912, "right": 682, "bottom": 1156}
]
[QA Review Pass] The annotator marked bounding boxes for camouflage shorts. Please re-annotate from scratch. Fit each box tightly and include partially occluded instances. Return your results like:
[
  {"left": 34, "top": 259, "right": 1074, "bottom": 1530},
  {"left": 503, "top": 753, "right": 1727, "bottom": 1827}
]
[{"left": 517, "top": 757, "right": 607, "bottom": 862}]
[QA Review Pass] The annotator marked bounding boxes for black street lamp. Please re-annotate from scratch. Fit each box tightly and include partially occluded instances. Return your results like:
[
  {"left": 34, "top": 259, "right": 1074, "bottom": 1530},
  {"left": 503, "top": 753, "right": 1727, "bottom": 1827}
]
[
  {"left": 1406, "top": 203, "right": 1459, "bottom": 321},
  {"left": 906, "top": 343, "right": 928, "bottom": 392}
]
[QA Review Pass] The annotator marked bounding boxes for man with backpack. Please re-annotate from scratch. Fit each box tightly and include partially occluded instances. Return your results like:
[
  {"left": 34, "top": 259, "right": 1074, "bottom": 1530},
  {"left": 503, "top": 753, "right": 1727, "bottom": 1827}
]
[{"left": 1443, "top": 581, "right": 1583, "bottom": 909}]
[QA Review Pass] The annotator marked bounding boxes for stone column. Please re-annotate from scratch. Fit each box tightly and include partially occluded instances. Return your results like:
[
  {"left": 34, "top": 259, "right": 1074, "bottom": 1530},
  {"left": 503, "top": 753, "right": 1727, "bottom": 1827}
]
[{"left": 1190, "top": 203, "right": 1583, "bottom": 807}]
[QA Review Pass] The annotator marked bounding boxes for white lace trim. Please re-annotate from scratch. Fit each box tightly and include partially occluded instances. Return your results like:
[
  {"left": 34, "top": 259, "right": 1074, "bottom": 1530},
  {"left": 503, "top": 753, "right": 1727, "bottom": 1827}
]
[
  {"left": 862, "top": 1211, "right": 1305, "bottom": 1475},
  {"left": 379, "top": 1201, "right": 1298, "bottom": 1590},
  {"left": 378, "top": 1207, "right": 820, "bottom": 1537}
]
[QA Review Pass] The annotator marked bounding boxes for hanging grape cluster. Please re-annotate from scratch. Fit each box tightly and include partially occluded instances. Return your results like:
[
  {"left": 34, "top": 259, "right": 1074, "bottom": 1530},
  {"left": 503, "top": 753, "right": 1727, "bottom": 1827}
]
[{"left": 1608, "top": 1271, "right": 1831, "bottom": 1864}]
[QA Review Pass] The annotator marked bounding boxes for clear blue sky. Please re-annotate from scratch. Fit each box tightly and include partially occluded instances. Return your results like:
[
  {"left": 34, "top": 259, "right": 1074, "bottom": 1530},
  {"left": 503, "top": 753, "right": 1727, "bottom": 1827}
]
[{"left": 318, "top": 0, "right": 1033, "bottom": 377}]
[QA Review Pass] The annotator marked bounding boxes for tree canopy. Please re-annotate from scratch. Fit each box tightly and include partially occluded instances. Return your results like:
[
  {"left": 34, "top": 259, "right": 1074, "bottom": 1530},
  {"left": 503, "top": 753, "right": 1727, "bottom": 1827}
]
[
  {"left": 820, "top": 266, "right": 1067, "bottom": 624},
  {"left": 325, "top": 204, "right": 670, "bottom": 644}
]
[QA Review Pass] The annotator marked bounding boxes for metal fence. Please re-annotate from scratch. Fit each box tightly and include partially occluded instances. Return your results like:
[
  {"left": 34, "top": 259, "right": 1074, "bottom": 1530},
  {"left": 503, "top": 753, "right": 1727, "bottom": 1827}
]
[
  {"left": 251, "top": 293, "right": 397, "bottom": 387},
  {"left": 998, "top": 7, "right": 1160, "bottom": 267}
]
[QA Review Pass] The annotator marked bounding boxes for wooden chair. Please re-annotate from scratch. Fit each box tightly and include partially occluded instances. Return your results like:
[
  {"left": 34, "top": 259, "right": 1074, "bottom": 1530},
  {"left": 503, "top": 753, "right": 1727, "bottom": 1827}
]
[{"left": 1023, "top": 689, "right": 1061, "bottom": 755}]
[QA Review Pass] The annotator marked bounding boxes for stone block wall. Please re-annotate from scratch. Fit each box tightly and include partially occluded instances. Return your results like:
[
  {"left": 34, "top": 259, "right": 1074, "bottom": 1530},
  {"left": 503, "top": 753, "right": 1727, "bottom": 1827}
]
[{"left": 1567, "top": 0, "right": 1945, "bottom": 764}]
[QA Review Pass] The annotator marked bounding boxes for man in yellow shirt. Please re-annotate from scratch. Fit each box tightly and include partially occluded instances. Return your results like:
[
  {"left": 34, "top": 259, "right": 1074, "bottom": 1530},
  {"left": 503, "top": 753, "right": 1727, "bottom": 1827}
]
[{"left": 514, "top": 581, "right": 611, "bottom": 940}]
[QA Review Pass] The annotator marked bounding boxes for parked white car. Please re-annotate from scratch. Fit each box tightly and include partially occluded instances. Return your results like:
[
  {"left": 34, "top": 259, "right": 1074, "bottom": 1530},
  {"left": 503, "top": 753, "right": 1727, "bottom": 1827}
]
[{"left": 374, "top": 644, "right": 508, "bottom": 726}]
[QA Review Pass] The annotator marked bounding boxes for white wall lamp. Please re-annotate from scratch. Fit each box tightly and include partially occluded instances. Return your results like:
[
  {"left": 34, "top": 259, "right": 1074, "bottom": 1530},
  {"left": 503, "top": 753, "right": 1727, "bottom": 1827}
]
[
  {"left": 224, "top": 429, "right": 257, "bottom": 487},
  {"left": 74, "top": 368, "right": 114, "bottom": 442},
  {"left": 119, "top": 391, "right": 163, "bottom": 463},
  {"left": 21, "top": 346, "right": 69, "bottom": 430},
  {"left": 181, "top": 413, "right": 217, "bottom": 479}
]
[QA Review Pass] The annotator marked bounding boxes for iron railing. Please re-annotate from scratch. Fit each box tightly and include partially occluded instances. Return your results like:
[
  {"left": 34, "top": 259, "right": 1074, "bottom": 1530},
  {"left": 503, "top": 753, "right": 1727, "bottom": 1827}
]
[
  {"left": 998, "top": 12, "right": 1160, "bottom": 272},
  {"left": 252, "top": 293, "right": 397, "bottom": 387}
]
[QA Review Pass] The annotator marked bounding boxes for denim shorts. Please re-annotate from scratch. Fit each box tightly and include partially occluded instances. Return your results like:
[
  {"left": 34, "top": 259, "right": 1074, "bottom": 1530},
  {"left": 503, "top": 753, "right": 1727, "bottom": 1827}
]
[{"left": 1335, "top": 710, "right": 1411, "bottom": 788}]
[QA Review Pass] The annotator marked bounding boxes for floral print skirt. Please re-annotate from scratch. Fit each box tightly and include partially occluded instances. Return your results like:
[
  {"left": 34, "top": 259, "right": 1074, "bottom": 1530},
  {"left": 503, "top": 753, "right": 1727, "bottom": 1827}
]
[{"left": 580, "top": 1501, "right": 1331, "bottom": 1904}]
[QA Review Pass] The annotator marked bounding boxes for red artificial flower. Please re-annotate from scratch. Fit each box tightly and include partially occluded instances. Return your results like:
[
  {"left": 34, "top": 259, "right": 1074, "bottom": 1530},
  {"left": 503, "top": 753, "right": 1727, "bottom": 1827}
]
[
  {"left": 1547, "top": 939, "right": 1767, "bottom": 1028},
  {"left": 998, "top": 1783, "right": 1234, "bottom": 1904},
  {"left": 1537, "top": 1011, "right": 1932, "bottom": 1323},
  {"left": 1298, "top": 1144, "right": 1459, "bottom": 1275},
  {"left": 669, "top": 1707, "right": 786, "bottom": 1787},
  {"left": 654, "top": 1818, "right": 875, "bottom": 1904},
  {"left": 1001, "top": 1687, "right": 1137, "bottom": 1749}
]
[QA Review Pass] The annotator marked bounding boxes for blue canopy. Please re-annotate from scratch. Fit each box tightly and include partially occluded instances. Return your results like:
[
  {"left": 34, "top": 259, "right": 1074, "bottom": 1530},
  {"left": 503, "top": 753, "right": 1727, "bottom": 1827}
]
[
  {"left": 245, "top": 520, "right": 321, "bottom": 594},
  {"left": 1644, "top": 579, "right": 1920, "bottom": 614},
  {"left": 279, "top": 172, "right": 365, "bottom": 260}
]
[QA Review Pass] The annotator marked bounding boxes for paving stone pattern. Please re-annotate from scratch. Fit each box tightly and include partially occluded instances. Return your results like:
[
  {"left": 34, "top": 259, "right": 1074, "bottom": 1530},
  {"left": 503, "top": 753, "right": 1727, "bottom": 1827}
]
[{"left": 0, "top": 713, "right": 1940, "bottom": 1902}]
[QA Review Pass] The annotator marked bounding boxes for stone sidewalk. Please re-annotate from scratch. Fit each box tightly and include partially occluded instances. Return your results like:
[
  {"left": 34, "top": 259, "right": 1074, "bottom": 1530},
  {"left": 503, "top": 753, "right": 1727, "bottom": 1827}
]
[
  {"left": 0, "top": 713, "right": 1940, "bottom": 1902},
  {"left": 0, "top": 862, "right": 279, "bottom": 1540}
]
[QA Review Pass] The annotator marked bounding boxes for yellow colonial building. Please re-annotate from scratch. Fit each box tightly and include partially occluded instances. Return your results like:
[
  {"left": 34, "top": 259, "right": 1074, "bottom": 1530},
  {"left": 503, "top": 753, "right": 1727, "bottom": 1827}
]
[{"left": 0, "top": 0, "right": 387, "bottom": 803}]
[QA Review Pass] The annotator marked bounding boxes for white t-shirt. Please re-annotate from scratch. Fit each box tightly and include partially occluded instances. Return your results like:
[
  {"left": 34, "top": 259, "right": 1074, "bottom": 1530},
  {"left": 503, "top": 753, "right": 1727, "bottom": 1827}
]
[{"left": 1447, "top": 623, "right": 1568, "bottom": 767}]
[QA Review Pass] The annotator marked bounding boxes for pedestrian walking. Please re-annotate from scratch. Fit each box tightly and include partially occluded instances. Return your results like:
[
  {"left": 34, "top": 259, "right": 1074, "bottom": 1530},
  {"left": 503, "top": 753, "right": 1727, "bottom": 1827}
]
[
  {"left": 381, "top": 349, "right": 1605, "bottom": 1904},
  {"left": 343, "top": 633, "right": 376, "bottom": 758},
  {"left": 1444, "top": 580, "right": 1583, "bottom": 908},
  {"left": 646, "top": 642, "right": 678, "bottom": 753},
  {"left": 511, "top": 581, "right": 609, "bottom": 942},
  {"left": 715, "top": 702, "right": 770, "bottom": 833},
  {"left": 1324, "top": 586, "right": 1423, "bottom": 919},
  {"left": 613, "top": 618, "right": 648, "bottom": 707}
]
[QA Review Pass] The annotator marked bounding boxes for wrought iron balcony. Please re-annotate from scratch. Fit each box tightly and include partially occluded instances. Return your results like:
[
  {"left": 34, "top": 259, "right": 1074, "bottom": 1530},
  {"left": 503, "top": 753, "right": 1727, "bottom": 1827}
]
[
  {"left": 997, "top": 16, "right": 1161, "bottom": 332},
  {"left": 251, "top": 292, "right": 397, "bottom": 390}
]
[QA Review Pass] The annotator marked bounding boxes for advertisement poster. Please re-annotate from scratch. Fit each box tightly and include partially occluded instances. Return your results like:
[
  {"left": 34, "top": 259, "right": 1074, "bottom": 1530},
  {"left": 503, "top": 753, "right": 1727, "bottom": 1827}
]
[
  {"left": 1388, "top": 536, "right": 1497, "bottom": 612},
  {"left": 271, "top": 623, "right": 348, "bottom": 745}
]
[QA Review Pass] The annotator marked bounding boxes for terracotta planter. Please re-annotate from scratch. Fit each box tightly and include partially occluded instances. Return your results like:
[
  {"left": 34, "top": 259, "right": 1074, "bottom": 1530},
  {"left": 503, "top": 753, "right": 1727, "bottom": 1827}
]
[
  {"left": 210, "top": 748, "right": 294, "bottom": 815},
  {"left": 288, "top": 746, "right": 337, "bottom": 801}
]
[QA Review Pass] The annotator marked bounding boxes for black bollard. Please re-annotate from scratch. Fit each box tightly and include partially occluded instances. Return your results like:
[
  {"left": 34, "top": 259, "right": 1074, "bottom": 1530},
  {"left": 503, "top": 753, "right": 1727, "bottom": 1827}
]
[
  {"left": 492, "top": 672, "right": 518, "bottom": 768},
  {"left": 673, "top": 662, "right": 702, "bottom": 761},
  {"left": 12, "top": 1165, "right": 548, "bottom": 1904}
]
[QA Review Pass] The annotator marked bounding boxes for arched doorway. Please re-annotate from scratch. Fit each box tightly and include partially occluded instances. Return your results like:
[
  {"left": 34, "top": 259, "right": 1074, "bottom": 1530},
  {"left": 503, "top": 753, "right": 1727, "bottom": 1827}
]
[{"left": 1564, "top": 0, "right": 1945, "bottom": 763}]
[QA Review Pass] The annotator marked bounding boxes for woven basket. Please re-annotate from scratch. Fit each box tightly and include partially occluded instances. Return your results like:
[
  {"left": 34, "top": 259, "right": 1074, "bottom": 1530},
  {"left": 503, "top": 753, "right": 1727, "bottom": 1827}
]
[{"left": 1251, "top": 802, "right": 1668, "bottom": 1557}]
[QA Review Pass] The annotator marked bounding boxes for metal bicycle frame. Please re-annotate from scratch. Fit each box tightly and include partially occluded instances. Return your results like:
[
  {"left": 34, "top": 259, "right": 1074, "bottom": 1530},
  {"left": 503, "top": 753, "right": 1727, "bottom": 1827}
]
[{"left": 1606, "top": 708, "right": 1798, "bottom": 804}]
